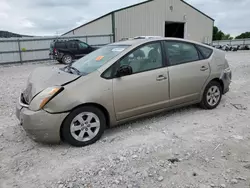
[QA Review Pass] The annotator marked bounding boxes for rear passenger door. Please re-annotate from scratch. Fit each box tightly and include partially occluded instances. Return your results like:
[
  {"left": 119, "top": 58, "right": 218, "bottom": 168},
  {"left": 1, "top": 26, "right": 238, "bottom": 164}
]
[
  {"left": 164, "top": 41, "right": 211, "bottom": 106},
  {"left": 67, "top": 41, "right": 78, "bottom": 57}
]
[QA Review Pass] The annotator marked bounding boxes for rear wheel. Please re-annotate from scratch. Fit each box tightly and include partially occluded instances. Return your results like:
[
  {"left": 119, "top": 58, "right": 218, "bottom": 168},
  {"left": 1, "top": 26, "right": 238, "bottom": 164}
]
[
  {"left": 62, "top": 54, "right": 73, "bottom": 64},
  {"left": 200, "top": 81, "right": 222, "bottom": 109},
  {"left": 61, "top": 106, "right": 106, "bottom": 147}
]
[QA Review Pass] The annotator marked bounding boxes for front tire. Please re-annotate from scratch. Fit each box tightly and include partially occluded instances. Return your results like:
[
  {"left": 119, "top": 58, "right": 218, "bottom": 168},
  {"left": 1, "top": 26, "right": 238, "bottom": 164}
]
[
  {"left": 200, "top": 81, "right": 222, "bottom": 109},
  {"left": 62, "top": 106, "right": 106, "bottom": 147}
]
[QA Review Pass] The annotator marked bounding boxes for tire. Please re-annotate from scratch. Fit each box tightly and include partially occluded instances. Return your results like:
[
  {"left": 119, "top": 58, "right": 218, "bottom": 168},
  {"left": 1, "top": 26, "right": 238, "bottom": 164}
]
[
  {"left": 61, "top": 106, "right": 106, "bottom": 147},
  {"left": 57, "top": 59, "right": 63, "bottom": 64},
  {"left": 200, "top": 81, "right": 222, "bottom": 109},
  {"left": 62, "top": 54, "right": 73, "bottom": 64}
]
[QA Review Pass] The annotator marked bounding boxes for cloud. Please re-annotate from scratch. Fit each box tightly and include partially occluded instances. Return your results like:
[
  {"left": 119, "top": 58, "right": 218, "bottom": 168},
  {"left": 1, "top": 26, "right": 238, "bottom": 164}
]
[
  {"left": 33, "top": 0, "right": 90, "bottom": 8},
  {"left": 0, "top": 0, "right": 249, "bottom": 37},
  {"left": 186, "top": 0, "right": 250, "bottom": 36}
]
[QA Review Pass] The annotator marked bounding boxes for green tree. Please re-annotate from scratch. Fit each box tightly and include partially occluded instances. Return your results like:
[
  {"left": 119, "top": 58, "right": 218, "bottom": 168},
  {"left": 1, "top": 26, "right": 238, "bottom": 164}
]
[
  {"left": 213, "top": 26, "right": 233, "bottom": 40},
  {"left": 222, "top": 34, "right": 233, "bottom": 40},
  {"left": 235, "top": 32, "right": 250, "bottom": 39}
]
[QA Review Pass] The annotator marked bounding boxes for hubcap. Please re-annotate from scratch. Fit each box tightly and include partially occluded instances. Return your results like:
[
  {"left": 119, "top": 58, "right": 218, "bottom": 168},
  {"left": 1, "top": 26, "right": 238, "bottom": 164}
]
[
  {"left": 70, "top": 112, "right": 100, "bottom": 142},
  {"left": 64, "top": 56, "right": 72, "bottom": 64},
  {"left": 206, "top": 86, "right": 221, "bottom": 106}
]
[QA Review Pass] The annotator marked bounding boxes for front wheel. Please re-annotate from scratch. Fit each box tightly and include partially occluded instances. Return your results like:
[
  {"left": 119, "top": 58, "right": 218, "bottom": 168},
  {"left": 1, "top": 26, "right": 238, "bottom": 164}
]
[
  {"left": 200, "top": 81, "right": 222, "bottom": 109},
  {"left": 61, "top": 106, "right": 106, "bottom": 147}
]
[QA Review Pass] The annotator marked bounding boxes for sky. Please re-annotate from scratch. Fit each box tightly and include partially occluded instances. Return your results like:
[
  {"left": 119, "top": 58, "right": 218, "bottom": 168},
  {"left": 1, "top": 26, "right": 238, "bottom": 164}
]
[{"left": 0, "top": 0, "right": 248, "bottom": 37}]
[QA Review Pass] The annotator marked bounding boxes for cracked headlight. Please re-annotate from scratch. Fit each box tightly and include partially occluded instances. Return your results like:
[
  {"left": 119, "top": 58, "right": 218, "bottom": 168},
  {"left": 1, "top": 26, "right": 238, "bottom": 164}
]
[{"left": 29, "top": 86, "right": 63, "bottom": 111}]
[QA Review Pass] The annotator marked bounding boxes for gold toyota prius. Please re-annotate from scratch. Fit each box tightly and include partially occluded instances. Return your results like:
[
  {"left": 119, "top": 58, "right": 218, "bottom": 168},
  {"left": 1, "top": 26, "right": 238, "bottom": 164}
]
[{"left": 16, "top": 38, "right": 232, "bottom": 147}]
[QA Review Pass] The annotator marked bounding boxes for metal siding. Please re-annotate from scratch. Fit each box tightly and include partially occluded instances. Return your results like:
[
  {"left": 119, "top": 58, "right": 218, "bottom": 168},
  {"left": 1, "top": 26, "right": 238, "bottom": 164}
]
[
  {"left": 0, "top": 40, "right": 19, "bottom": 52},
  {"left": 114, "top": 0, "right": 213, "bottom": 43},
  {"left": 21, "top": 50, "right": 50, "bottom": 61},
  {"left": 115, "top": 0, "right": 165, "bottom": 41},
  {"left": 21, "top": 40, "right": 52, "bottom": 50},
  {"left": 166, "top": 0, "right": 213, "bottom": 43},
  {"left": 87, "top": 36, "right": 112, "bottom": 45},
  {"left": 65, "top": 15, "right": 113, "bottom": 36},
  {"left": 0, "top": 35, "right": 113, "bottom": 64},
  {"left": 0, "top": 53, "right": 20, "bottom": 63}
]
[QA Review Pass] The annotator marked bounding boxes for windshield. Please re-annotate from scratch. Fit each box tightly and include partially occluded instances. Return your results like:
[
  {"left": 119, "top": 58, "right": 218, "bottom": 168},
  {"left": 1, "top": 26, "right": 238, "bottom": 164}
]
[{"left": 71, "top": 45, "right": 130, "bottom": 74}]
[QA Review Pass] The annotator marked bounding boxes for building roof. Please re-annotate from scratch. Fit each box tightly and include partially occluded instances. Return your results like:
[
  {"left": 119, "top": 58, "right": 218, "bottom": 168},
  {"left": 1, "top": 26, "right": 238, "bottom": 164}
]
[{"left": 63, "top": 0, "right": 214, "bottom": 36}]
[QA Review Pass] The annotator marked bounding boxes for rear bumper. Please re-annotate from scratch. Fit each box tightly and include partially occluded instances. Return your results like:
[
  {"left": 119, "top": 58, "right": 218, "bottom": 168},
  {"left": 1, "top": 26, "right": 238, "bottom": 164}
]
[
  {"left": 16, "top": 96, "right": 68, "bottom": 143},
  {"left": 221, "top": 69, "right": 232, "bottom": 94},
  {"left": 49, "top": 53, "right": 63, "bottom": 60}
]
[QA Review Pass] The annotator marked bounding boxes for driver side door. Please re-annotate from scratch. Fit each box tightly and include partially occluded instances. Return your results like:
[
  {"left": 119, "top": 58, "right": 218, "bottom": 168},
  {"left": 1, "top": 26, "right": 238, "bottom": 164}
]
[
  {"left": 112, "top": 42, "right": 170, "bottom": 120},
  {"left": 78, "top": 42, "right": 92, "bottom": 58}
]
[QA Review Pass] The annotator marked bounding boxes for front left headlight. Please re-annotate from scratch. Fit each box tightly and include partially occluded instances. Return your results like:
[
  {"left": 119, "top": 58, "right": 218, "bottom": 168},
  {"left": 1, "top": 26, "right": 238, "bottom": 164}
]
[{"left": 29, "top": 86, "right": 63, "bottom": 111}]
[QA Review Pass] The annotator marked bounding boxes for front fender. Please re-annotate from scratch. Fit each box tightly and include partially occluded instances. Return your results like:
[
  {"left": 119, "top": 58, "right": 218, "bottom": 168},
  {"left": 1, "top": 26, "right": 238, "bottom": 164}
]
[{"left": 43, "top": 72, "right": 117, "bottom": 126}]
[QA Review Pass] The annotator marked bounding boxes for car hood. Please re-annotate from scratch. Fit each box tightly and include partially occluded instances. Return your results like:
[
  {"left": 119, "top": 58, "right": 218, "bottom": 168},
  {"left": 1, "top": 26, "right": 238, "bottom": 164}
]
[{"left": 23, "top": 66, "right": 80, "bottom": 104}]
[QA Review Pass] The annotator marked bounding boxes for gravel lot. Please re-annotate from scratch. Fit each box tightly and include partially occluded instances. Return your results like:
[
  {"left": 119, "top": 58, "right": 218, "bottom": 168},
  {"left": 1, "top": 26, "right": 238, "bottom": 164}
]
[{"left": 1, "top": 52, "right": 250, "bottom": 188}]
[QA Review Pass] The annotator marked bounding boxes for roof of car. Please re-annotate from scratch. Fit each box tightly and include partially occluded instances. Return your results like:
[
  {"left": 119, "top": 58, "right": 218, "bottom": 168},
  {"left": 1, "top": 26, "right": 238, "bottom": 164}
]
[
  {"left": 109, "top": 37, "right": 206, "bottom": 47},
  {"left": 109, "top": 39, "right": 146, "bottom": 46}
]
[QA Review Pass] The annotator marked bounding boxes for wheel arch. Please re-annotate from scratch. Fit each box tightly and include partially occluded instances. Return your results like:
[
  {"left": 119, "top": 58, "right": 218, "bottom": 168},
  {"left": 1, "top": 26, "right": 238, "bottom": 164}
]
[
  {"left": 210, "top": 78, "right": 224, "bottom": 92},
  {"left": 62, "top": 52, "right": 74, "bottom": 58},
  {"left": 200, "top": 77, "right": 224, "bottom": 102},
  {"left": 60, "top": 102, "right": 110, "bottom": 141}
]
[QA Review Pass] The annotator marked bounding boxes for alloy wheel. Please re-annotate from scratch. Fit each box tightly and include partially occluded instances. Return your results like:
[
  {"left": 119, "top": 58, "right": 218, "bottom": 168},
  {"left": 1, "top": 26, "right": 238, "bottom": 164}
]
[
  {"left": 206, "top": 86, "right": 221, "bottom": 106},
  {"left": 64, "top": 55, "right": 72, "bottom": 64},
  {"left": 70, "top": 112, "right": 100, "bottom": 142}
]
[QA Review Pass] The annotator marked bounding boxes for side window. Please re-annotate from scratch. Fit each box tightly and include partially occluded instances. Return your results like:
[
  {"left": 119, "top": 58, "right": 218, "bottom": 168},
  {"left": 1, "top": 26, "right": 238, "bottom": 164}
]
[
  {"left": 164, "top": 41, "right": 200, "bottom": 66},
  {"left": 55, "top": 42, "right": 66, "bottom": 48},
  {"left": 102, "top": 66, "right": 114, "bottom": 79},
  {"left": 196, "top": 45, "right": 213, "bottom": 59},
  {"left": 119, "top": 42, "right": 163, "bottom": 74},
  {"left": 68, "top": 42, "right": 78, "bottom": 49},
  {"left": 79, "top": 42, "right": 88, "bottom": 49}
]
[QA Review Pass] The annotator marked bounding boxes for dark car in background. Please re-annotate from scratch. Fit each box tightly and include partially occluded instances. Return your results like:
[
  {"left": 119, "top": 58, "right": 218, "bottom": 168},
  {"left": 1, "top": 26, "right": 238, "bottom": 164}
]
[{"left": 49, "top": 39, "right": 98, "bottom": 64}]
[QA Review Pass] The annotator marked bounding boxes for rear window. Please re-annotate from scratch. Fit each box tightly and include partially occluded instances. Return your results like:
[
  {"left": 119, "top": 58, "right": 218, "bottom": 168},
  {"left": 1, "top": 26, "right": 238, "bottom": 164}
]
[
  {"left": 196, "top": 45, "right": 213, "bottom": 59},
  {"left": 55, "top": 42, "right": 67, "bottom": 48}
]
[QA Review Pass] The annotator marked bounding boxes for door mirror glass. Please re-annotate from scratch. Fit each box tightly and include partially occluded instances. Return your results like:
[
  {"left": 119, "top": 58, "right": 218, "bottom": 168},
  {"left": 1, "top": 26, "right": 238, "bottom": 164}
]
[{"left": 116, "top": 65, "right": 133, "bottom": 77}]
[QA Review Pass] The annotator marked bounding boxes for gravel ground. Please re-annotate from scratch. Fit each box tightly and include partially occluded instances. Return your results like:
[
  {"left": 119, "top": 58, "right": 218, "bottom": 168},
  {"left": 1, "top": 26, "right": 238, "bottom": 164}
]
[{"left": 1, "top": 52, "right": 250, "bottom": 188}]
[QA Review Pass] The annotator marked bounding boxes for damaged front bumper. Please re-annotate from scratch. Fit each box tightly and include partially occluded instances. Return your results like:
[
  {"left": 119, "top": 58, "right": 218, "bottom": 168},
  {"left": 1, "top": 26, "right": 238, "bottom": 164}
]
[{"left": 16, "top": 94, "right": 68, "bottom": 144}]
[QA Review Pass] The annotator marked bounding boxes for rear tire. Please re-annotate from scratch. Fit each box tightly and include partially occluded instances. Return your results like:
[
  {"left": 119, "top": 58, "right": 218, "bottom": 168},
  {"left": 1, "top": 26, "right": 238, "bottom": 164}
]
[
  {"left": 200, "top": 81, "right": 222, "bottom": 109},
  {"left": 62, "top": 54, "right": 73, "bottom": 64},
  {"left": 61, "top": 106, "right": 106, "bottom": 147}
]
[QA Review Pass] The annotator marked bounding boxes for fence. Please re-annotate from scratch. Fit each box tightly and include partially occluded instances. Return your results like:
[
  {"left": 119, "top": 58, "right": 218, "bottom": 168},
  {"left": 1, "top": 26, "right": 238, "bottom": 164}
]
[
  {"left": 212, "top": 38, "right": 250, "bottom": 46},
  {"left": 0, "top": 34, "right": 113, "bottom": 64}
]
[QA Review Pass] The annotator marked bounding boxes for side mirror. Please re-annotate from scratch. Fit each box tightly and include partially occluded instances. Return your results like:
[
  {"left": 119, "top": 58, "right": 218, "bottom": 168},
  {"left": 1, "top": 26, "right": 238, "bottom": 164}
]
[{"left": 116, "top": 65, "right": 133, "bottom": 77}]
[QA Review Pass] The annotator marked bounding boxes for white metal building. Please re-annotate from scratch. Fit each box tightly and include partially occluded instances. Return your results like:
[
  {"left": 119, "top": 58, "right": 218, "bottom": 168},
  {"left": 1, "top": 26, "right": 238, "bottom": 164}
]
[{"left": 63, "top": 0, "right": 214, "bottom": 44}]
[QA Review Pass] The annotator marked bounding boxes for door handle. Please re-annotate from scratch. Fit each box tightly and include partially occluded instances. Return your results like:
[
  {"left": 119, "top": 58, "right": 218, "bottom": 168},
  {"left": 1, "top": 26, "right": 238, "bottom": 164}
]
[
  {"left": 156, "top": 75, "right": 167, "bottom": 81},
  {"left": 200, "top": 66, "right": 208, "bottom": 71}
]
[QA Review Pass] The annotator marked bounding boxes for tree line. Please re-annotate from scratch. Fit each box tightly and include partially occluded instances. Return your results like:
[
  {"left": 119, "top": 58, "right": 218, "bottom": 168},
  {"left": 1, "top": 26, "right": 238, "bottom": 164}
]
[{"left": 213, "top": 26, "right": 250, "bottom": 41}]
